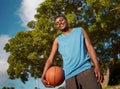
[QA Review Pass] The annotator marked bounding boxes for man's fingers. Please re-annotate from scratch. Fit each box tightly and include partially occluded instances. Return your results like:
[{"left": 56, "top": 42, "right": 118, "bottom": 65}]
[
  {"left": 100, "top": 74, "right": 104, "bottom": 83},
  {"left": 97, "top": 73, "right": 104, "bottom": 84},
  {"left": 45, "top": 84, "right": 54, "bottom": 88}
]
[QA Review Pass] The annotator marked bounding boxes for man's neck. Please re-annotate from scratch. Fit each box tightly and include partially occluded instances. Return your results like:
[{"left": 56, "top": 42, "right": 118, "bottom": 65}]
[{"left": 62, "top": 27, "right": 73, "bottom": 35}]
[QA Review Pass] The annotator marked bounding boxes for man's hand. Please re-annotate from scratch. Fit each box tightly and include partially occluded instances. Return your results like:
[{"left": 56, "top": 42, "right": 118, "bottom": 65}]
[
  {"left": 41, "top": 76, "right": 54, "bottom": 88},
  {"left": 94, "top": 67, "right": 104, "bottom": 84}
]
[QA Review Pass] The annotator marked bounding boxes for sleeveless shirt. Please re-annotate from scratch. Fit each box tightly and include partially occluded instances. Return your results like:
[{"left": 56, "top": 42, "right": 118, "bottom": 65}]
[{"left": 57, "top": 27, "right": 92, "bottom": 80}]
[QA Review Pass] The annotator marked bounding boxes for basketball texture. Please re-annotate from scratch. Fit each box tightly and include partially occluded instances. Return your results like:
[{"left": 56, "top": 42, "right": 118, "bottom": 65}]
[{"left": 45, "top": 66, "right": 65, "bottom": 87}]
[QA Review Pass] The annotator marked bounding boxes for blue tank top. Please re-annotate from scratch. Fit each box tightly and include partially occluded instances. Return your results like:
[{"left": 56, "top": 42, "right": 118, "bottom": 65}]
[{"left": 57, "top": 27, "right": 92, "bottom": 80}]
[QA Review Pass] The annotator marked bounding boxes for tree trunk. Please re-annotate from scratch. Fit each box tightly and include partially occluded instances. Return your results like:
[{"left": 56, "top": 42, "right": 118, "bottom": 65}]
[{"left": 101, "top": 66, "right": 110, "bottom": 88}]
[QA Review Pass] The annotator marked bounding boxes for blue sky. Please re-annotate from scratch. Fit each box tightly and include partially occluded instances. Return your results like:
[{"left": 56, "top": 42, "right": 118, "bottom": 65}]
[
  {"left": 0, "top": 0, "right": 64, "bottom": 89},
  {"left": 0, "top": 0, "right": 25, "bottom": 36}
]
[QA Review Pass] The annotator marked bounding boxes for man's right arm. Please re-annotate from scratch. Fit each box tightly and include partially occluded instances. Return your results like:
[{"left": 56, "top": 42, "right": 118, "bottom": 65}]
[{"left": 41, "top": 38, "right": 58, "bottom": 87}]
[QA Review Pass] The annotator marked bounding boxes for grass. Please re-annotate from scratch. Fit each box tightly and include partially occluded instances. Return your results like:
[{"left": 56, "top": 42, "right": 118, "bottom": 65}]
[{"left": 103, "top": 84, "right": 120, "bottom": 89}]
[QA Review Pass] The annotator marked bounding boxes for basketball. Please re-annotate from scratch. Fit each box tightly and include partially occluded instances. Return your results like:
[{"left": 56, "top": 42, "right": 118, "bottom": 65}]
[{"left": 45, "top": 66, "right": 65, "bottom": 87}]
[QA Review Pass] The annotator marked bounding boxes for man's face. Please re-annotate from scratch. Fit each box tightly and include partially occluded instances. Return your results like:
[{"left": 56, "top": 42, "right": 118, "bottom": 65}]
[{"left": 55, "top": 17, "right": 68, "bottom": 31}]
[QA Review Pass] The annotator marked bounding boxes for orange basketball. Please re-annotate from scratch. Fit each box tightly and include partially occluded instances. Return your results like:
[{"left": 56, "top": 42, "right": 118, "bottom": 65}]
[{"left": 45, "top": 66, "right": 65, "bottom": 87}]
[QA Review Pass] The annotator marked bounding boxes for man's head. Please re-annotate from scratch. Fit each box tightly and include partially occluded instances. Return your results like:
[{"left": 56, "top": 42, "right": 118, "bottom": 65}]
[
  {"left": 54, "top": 15, "right": 69, "bottom": 31},
  {"left": 55, "top": 15, "right": 67, "bottom": 21}
]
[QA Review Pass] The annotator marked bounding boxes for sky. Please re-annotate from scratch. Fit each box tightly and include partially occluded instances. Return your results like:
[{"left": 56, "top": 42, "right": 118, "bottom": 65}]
[{"left": 0, "top": 0, "right": 64, "bottom": 89}]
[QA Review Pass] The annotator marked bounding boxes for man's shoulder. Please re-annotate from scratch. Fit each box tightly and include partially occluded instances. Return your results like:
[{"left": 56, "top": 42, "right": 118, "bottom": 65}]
[
  {"left": 56, "top": 34, "right": 63, "bottom": 40},
  {"left": 73, "top": 27, "right": 83, "bottom": 34}
]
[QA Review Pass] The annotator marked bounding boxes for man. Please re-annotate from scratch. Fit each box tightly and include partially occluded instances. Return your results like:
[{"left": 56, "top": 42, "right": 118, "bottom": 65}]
[{"left": 41, "top": 15, "right": 104, "bottom": 89}]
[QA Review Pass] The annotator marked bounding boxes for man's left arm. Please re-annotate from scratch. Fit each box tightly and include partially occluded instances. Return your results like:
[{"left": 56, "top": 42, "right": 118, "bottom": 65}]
[{"left": 82, "top": 28, "right": 104, "bottom": 84}]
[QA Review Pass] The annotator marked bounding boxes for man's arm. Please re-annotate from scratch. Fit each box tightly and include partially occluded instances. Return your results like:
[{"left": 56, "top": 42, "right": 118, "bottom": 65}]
[
  {"left": 82, "top": 28, "right": 104, "bottom": 84},
  {"left": 41, "top": 38, "right": 58, "bottom": 87}
]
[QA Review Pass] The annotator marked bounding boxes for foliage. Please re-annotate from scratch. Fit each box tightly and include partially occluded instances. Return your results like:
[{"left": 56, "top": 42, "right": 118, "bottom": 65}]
[
  {"left": 109, "top": 60, "right": 120, "bottom": 85},
  {"left": 86, "top": 0, "right": 120, "bottom": 61},
  {"left": 4, "top": 0, "right": 120, "bottom": 83},
  {"left": 4, "top": 28, "right": 62, "bottom": 83},
  {"left": 103, "top": 84, "right": 120, "bottom": 89},
  {"left": 27, "top": 20, "right": 36, "bottom": 29},
  {"left": 58, "top": 86, "right": 65, "bottom": 89},
  {"left": 2, "top": 87, "right": 15, "bottom": 89}
]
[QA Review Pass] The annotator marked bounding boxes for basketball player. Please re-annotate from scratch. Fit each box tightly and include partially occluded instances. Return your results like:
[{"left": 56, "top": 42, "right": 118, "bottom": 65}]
[{"left": 41, "top": 15, "right": 104, "bottom": 89}]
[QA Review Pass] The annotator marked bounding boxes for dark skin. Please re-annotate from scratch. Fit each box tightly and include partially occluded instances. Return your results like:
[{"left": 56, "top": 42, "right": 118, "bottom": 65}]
[{"left": 41, "top": 16, "right": 104, "bottom": 88}]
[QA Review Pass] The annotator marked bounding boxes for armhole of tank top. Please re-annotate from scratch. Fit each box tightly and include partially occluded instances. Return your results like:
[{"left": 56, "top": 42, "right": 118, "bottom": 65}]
[{"left": 80, "top": 27, "right": 85, "bottom": 39}]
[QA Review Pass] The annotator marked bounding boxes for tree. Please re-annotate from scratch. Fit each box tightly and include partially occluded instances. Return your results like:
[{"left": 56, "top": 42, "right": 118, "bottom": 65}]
[
  {"left": 27, "top": 20, "right": 36, "bottom": 29},
  {"left": 86, "top": 0, "right": 120, "bottom": 61},
  {"left": 2, "top": 86, "right": 15, "bottom": 89},
  {"left": 86, "top": 0, "right": 120, "bottom": 85},
  {"left": 4, "top": 0, "right": 120, "bottom": 85},
  {"left": 4, "top": 19, "right": 62, "bottom": 83},
  {"left": 58, "top": 86, "right": 65, "bottom": 89}
]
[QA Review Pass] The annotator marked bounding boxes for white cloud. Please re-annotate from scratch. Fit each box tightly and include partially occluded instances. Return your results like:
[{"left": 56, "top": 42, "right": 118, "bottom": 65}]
[
  {"left": 0, "top": 35, "right": 10, "bottom": 63},
  {"left": 18, "top": 0, "right": 45, "bottom": 27},
  {"left": 0, "top": 35, "right": 10, "bottom": 78}
]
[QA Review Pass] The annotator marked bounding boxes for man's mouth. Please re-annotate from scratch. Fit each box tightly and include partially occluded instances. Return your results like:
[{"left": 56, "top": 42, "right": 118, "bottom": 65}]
[{"left": 60, "top": 24, "right": 64, "bottom": 28}]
